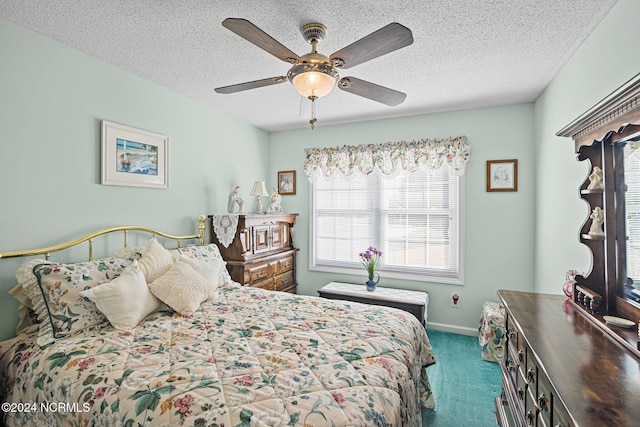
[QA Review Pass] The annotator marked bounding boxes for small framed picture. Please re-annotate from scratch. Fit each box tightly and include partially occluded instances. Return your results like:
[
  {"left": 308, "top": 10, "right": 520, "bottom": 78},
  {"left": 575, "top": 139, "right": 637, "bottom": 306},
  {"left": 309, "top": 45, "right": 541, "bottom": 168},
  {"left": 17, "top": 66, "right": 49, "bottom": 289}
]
[
  {"left": 278, "top": 170, "right": 296, "bottom": 195},
  {"left": 487, "top": 159, "right": 518, "bottom": 192},
  {"left": 101, "top": 120, "right": 168, "bottom": 189}
]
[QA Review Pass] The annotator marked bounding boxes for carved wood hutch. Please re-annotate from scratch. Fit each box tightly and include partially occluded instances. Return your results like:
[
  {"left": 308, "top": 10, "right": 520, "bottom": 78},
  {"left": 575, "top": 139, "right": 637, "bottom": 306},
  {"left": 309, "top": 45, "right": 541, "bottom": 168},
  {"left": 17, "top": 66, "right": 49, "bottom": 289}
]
[
  {"left": 496, "top": 74, "right": 640, "bottom": 427},
  {"left": 557, "top": 73, "right": 640, "bottom": 351},
  {"left": 209, "top": 213, "right": 298, "bottom": 293}
]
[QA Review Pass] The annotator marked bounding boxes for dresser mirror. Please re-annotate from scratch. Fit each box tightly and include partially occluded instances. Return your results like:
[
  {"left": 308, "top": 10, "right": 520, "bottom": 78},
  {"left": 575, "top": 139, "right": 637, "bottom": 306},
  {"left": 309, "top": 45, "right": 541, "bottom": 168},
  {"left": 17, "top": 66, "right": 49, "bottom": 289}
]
[
  {"left": 616, "top": 133, "right": 640, "bottom": 309},
  {"left": 557, "top": 73, "right": 640, "bottom": 355}
]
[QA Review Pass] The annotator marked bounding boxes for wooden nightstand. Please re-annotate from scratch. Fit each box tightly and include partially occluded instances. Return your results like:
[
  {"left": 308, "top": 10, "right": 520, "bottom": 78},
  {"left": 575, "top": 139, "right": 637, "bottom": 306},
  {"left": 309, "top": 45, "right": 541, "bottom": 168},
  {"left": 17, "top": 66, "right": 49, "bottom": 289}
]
[{"left": 318, "top": 282, "right": 428, "bottom": 327}]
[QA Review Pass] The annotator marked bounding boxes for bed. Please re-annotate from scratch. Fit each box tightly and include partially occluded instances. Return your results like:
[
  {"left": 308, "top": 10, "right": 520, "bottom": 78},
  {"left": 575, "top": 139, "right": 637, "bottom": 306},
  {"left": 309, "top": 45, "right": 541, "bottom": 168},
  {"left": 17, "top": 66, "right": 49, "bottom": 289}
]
[{"left": 0, "top": 216, "right": 436, "bottom": 426}]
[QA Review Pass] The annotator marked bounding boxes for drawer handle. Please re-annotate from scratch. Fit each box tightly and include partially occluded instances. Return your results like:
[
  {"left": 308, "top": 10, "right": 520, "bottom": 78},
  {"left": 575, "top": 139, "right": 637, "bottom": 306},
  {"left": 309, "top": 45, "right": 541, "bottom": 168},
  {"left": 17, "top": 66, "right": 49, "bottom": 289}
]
[
  {"left": 257, "top": 270, "right": 264, "bottom": 278},
  {"left": 517, "top": 350, "right": 524, "bottom": 363},
  {"left": 538, "top": 394, "right": 547, "bottom": 411},
  {"left": 527, "top": 368, "right": 535, "bottom": 382},
  {"left": 517, "top": 388, "right": 524, "bottom": 400},
  {"left": 282, "top": 278, "right": 289, "bottom": 284},
  {"left": 508, "top": 328, "right": 516, "bottom": 339},
  {"left": 526, "top": 410, "right": 534, "bottom": 425}
]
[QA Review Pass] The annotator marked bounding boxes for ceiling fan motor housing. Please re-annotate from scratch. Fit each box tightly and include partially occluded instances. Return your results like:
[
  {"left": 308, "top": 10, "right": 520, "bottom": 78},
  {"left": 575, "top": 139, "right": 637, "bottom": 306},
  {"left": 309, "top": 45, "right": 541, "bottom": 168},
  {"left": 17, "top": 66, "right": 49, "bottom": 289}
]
[{"left": 301, "top": 23, "right": 327, "bottom": 45}]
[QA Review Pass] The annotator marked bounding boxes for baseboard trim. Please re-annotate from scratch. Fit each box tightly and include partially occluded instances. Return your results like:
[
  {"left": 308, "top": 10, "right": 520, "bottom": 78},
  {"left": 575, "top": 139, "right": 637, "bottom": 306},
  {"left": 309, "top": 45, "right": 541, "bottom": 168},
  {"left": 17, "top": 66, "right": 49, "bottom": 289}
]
[{"left": 427, "top": 322, "right": 477, "bottom": 336}]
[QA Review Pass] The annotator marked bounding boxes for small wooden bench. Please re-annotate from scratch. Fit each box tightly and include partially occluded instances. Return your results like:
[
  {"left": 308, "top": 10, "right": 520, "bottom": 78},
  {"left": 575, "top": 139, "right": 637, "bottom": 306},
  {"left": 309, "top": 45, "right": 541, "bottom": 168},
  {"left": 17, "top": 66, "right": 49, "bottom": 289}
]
[{"left": 318, "top": 282, "right": 428, "bottom": 327}]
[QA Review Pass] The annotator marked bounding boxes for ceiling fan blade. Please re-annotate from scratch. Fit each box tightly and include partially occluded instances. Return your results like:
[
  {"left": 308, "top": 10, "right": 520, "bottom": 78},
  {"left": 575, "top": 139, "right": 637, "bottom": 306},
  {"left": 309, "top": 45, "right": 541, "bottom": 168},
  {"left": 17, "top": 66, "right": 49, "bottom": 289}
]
[
  {"left": 337, "top": 77, "right": 406, "bottom": 106},
  {"left": 215, "top": 76, "right": 288, "bottom": 94},
  {"left": 330, "top": 23, "right": 413, "bottom": 69},
  {"left": 222, "top": 18, "right": 301, "bottom": 64}
]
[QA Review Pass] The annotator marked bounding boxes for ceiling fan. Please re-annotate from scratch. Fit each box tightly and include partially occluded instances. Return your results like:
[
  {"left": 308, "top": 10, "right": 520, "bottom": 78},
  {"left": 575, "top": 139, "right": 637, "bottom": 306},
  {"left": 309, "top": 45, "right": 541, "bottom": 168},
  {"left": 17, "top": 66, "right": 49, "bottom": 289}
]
[{"left": 215, "top": 18, "right": 414, "bottom": 129}]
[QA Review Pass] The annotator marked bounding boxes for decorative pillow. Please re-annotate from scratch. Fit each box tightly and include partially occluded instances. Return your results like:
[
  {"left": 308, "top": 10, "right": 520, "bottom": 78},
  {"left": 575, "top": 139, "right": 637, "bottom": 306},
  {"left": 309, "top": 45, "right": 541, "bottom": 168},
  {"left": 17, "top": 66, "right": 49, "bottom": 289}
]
[
  {"left": 10, "top": 284, "right": 38, "bottom": 335},
  {"left": 80, "top": 261, "right": 161, "bottom": 330},
  {"left": 11, "top": 259, "right": 51, "bottom": 334},
  {"left": 138, "top": 237, "right": 176, "bottom": 283},
  {"left": 30, "top": 257, "right": 134, "bottom": 347},
  {"left": 148, "top": 260, "right": 208, "bottom": 315},
  {"left": 178, "top": 255, "right": 220, "bottom": 300},
  {"left": 172, "top": 244, "right": 232, "bottom": 285},
  {"left": 112, "top": 245, "right": 145, "bottom": 260}
]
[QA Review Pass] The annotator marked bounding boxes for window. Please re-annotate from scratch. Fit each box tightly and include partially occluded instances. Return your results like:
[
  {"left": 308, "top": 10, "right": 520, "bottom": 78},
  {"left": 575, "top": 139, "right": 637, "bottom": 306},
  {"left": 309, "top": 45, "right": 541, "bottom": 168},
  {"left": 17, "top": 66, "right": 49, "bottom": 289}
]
[
  {"left": 625, "top": 142, "right": 640, "bottom": 283},
  {"left": 310, "top": 169, "right": 464, "bottom": 284}
]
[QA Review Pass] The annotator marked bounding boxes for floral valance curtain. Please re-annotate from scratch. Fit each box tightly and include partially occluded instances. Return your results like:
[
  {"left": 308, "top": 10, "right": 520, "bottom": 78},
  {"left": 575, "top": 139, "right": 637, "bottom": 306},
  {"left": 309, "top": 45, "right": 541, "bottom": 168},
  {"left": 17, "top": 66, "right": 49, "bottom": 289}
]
[{"left": 304, "top": 136, "right": 470, "bottom": 181}]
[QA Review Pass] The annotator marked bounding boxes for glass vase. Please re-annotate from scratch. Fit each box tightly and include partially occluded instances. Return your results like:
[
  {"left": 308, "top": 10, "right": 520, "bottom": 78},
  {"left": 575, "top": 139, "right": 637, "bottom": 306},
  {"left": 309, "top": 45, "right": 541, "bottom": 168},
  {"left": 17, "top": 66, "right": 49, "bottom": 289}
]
[{"left": 365, "top": 272, "right": 380, "bottom": 291}]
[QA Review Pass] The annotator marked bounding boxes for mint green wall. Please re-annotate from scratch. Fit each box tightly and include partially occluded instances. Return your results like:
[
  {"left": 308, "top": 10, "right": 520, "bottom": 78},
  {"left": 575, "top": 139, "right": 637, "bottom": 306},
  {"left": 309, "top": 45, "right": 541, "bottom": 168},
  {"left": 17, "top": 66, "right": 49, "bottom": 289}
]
[
  {"left": 0, "top": 18, "right": 270, "bottom": 340},
  {"left": 2, "top": 0, "right": 636, "bottom": 341},
  {"left": 533, "top": 0, "right": 640, "bottom": 293},
  {"left": 269, "top": 104, "right": 535, "bottom": 334}
]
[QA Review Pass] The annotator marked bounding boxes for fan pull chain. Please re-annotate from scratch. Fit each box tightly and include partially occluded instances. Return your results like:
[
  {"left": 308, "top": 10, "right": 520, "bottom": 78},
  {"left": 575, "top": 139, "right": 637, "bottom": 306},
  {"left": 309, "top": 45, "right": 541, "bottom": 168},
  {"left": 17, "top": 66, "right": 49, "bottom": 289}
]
[{"left": 309, "top": 96, "right": 317, "bottom": 130}]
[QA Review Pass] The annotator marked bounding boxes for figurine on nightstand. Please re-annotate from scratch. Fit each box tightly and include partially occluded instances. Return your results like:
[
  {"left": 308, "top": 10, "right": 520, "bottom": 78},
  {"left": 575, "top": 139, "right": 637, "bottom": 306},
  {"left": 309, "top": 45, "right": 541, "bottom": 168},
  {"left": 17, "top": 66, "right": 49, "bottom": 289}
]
[
  {"left": 589, "top": 206, "right": 605, "bottom": 235},
  {"left": 267, "top": 188, "right": 282, "bottom": 213},
  {"left": 227, "top": 185, "right": 241, "bottom": 214},
  {"left": 587, "top": 166, "right": 604, "bottom": 190}
]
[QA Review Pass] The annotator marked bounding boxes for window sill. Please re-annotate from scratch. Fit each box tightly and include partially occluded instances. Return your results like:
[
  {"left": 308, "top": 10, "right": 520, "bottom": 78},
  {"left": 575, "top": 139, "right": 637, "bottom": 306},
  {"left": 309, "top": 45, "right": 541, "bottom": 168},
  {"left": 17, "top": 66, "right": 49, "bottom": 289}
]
[{"left": 309, "top": 264, "right": 464, "bottom": 286}]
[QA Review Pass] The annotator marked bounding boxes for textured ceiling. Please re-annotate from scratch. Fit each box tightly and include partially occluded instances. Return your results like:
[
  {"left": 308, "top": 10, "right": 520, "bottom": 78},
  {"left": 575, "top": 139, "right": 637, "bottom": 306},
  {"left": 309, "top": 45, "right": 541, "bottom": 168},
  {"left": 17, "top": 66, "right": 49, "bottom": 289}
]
[{"left": 0, "top": 0, "right": 618, "bottom": 132}]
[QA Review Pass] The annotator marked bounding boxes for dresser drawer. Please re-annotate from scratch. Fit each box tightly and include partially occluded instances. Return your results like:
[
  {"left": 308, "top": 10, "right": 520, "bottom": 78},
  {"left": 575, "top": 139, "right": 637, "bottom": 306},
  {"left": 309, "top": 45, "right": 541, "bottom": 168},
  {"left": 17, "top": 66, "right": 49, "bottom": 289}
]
[
  {"left": 274, "top": 270, "right": 294, "bottom": 291},
  {"left": 248, "top": 263, "right": 271, "bottom": 283},
  {"left": 251, "top": 277, "right": 274, "bottom": 290},
  {"left": 277, "top": 255, "right": 294, "bottom": 273},
  {"left": 552, "top": 398, "right": 574, "bottom": 427},
  {"left": 536, "top": 368, "right": 552, "bottom": 427},
  {"left": 504, "top": 346, "right": 519, "bottom": 390}
]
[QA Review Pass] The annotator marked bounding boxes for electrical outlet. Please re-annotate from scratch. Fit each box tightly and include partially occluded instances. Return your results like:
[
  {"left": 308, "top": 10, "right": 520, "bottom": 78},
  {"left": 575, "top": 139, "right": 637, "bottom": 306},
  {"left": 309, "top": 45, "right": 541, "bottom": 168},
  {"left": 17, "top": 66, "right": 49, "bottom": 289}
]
[{"left": 451, "top": 293, "right": 462, "bottom": 308}]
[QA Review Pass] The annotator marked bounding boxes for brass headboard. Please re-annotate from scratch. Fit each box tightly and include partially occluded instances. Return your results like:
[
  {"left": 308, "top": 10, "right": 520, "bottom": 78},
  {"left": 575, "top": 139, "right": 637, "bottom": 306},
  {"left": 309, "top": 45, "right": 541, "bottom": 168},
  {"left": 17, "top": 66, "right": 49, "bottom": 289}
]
[{"left": 0, "top": 214, "right": 207, "bottom": 261}]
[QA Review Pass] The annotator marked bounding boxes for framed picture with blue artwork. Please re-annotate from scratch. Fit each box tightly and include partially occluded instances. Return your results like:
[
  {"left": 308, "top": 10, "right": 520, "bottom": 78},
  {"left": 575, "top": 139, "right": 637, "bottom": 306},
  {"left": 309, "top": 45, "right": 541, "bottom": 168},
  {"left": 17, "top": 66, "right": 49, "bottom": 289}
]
[{"left": 101, "top": 120, "right": 168, "bottom": 189}]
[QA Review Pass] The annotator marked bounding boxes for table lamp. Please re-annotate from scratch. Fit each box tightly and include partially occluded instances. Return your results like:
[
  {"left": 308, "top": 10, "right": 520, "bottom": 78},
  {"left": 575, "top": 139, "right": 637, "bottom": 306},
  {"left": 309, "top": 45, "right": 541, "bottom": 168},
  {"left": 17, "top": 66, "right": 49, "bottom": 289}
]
[{"left": 250, "top": 181, "right": 269, "bottom": 214}]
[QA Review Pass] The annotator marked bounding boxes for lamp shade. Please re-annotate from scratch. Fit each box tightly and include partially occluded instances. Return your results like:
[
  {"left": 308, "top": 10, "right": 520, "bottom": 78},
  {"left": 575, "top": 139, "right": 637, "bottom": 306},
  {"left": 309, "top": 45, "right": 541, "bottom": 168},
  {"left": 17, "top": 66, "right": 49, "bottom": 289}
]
[
  {"left": 250, "top": 181, "right": 269, "bottom": 197},
  {"left": 288, "top": 63, "right": 338, "bottom": 99}
]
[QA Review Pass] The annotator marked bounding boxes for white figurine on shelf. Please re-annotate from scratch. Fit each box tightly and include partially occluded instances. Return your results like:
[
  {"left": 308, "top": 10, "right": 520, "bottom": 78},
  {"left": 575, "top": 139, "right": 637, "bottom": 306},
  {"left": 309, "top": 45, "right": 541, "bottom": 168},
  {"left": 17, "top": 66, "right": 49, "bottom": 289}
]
[
  {"left": 227, "top": 185, "right": 241, "bottom": 214},
  {"left": 238, "top": 196, "right": 245, "bottom": 214},
  {"left": 587, "top": 166, "right": 604, "bottom": 190},
  {"left": 589, "top": 206, "right": 605, "bottom": 235},
  {"left": 266, "top": 188, "right": 282, "bottom": 213}
]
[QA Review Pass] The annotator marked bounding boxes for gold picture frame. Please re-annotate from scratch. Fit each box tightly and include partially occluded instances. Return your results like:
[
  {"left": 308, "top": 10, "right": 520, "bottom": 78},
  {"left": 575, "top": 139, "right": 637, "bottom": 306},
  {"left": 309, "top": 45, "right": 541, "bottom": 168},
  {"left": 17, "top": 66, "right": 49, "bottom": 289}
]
[
  {"left": 487, "top": 159, "right": 518, "bottom": 192},
  {"left": 278, "top": 170, "right": 296, "bottom": 195}
]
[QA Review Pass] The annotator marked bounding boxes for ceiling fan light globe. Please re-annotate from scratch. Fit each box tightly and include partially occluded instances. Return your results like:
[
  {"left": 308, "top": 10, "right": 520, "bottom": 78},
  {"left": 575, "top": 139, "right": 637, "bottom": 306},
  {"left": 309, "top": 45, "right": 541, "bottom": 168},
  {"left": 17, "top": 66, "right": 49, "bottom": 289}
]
[{"left": 288, "top": 63, "right": 338, "bottom": 99}]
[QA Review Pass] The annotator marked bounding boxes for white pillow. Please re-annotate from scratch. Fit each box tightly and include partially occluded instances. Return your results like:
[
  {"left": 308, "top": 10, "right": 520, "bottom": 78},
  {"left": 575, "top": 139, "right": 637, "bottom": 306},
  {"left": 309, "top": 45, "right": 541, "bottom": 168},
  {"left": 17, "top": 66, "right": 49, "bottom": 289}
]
[
  {"left": 179, "top": 255, "right": 219, "bottom": 300},
  {"left": 80, "top": 261, "right": 161, "bottom": 330},
  {"left": 138, "top": 237, "right": 176, "bottom": 282},
  {"left": 148, "top": 260, "right": 208, "bottom": 315}
]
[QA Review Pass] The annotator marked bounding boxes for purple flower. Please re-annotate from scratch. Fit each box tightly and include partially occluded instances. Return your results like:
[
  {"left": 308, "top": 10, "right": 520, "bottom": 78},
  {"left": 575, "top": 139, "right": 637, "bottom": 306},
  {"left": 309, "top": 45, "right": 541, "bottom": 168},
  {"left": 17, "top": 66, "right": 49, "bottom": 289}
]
[{"left": 359, "top": 246, "right": 382, "bottom": 277}]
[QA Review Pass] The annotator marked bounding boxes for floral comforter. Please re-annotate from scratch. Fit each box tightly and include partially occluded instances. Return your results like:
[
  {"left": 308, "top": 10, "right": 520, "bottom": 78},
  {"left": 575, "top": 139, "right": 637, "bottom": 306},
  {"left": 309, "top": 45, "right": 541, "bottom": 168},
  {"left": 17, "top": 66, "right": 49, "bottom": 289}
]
[{"left": 1, "top": 282, "right": 435, "bottom": 427}]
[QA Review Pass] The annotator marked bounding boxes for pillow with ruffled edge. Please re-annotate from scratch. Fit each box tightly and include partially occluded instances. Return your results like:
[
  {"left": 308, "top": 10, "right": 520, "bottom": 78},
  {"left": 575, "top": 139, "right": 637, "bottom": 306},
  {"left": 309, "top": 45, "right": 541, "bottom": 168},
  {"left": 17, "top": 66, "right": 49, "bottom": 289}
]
[
  {"left": 138, "top": 237, "right": 176, "bottom": 283},
  {"left": 172, "top": 244, "right": 232, "bottom": 286},
  {"left": 31, "top": 257, "right": 134, "bottom": 347},
  {"left": 11, "top": 259, "right": 51, "bottom": 334},
  {"left": 112, "top": 245, "right": 145, "bottom": 260},
  {"left": 178, "top": 255, "right": 220, "bottom": 300},
  {"left": 148, "top": 259, "right": 208, "bottom": 315},
  {"left": 80, "top": 260, "right": 162, "bottom": 329}
]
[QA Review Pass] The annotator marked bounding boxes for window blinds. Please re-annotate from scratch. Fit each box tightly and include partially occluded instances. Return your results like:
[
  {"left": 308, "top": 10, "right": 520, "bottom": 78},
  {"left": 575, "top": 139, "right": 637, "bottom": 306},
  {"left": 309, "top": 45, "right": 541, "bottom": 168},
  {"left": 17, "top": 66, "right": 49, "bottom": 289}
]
[{"left": 312, "top": 168, "right": 462, "bottom": 282}]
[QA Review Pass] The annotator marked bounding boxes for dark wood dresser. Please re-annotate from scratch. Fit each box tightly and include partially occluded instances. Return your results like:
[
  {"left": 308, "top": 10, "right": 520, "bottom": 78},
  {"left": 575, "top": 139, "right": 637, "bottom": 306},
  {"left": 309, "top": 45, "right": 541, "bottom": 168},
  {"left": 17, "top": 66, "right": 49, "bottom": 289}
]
[
  {"left": 496, "top": 290, "right": 640, "bottom": 427},
  {"left": 209, "top": 213, "right": 298, "bottom": 293}
]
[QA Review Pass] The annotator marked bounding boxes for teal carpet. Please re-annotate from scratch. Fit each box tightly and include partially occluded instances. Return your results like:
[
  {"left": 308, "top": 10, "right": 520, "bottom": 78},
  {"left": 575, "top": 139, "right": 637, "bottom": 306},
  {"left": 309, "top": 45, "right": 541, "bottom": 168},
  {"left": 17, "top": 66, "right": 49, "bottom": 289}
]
[{"left": 421, "top": 330, "right": 502, "bottom": 426}]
